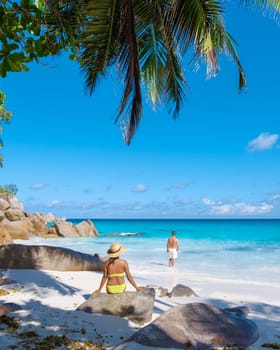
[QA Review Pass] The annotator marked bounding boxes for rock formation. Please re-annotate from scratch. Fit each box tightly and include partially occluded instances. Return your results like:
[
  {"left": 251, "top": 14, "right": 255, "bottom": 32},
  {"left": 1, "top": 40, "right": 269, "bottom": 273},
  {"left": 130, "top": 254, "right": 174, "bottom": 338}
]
[
  {"left": 115, "top": 302, "right": 259, "bottom": 349},
  {"left": 77, "top": 288, "right": 155, "bottom": 325},
  {"left": 170, "top": 284, "right": 198, "bottom": 297},
  {"left": 0, "top": 244, "right": 104, "bottom": 271},
  {"left": 0, "top": 192, "right": 98, "bottom": 243}
]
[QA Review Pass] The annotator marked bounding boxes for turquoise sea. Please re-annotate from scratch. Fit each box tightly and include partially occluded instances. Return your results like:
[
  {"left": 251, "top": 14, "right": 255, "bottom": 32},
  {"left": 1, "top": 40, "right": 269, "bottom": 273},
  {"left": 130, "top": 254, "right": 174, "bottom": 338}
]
[{"left": 24, "top": 219, "right": 280, "bottom": 290}]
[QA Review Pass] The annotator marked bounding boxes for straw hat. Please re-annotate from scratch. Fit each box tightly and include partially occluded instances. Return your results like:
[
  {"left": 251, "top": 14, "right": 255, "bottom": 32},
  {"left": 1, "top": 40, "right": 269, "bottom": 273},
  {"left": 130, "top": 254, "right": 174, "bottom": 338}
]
[{"left": 107, "top": 242, "right": 126, "bottom": 258}]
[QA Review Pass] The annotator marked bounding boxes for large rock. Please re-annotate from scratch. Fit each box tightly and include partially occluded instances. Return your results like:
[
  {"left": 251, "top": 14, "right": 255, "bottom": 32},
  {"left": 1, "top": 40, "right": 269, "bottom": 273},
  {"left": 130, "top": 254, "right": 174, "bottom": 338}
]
[
  {"left": 115, "top": 303, "right": 259, "bottom": 349},
  {"left": 77, "top": 288, "right": 155, "bottom": 325},
  {"left": 170, "top": 284, "right": 198, "bottom": 297},
  {"left": 0, "top": 197, "right": 9, "bottom": 211},
  {"left": 54, "top": 221, "right": 80, "bottom": 237},
  {"left": 54, "top": 220, "right": 98, "bottom": 238},
  {"left": 0, "top": 244, "right": 104, "bottom": 271},
  {"left": 0, "top": 226, "right": 13, "bottom": 245},
  {"left": 4, "top": 209, "right": 25, "bottom": 221},
  {"left": 0, "top": 192, "right": 24, "bottom": 211},
  {"left": 75, "top": 220, "right": 98, "bottom": 237},
  {"left": 0, "top": 218, "right": 35, "bottom": 239},
  {"left": 0, "top": 211, "right": 5, "bottom": 222}
]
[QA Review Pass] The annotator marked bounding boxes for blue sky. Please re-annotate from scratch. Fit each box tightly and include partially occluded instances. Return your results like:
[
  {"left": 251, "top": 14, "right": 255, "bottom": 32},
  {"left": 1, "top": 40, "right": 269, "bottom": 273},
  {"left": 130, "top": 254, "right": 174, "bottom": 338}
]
[{"left": 1, "top": 3, "right": 279, "bottom": 219}]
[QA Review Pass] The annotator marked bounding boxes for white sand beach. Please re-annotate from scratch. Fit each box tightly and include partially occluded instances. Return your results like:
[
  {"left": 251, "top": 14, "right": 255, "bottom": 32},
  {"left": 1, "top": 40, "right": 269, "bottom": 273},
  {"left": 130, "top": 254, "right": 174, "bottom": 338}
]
[{"left": 1, "top": 265, "right": 280, "bottom": 350}]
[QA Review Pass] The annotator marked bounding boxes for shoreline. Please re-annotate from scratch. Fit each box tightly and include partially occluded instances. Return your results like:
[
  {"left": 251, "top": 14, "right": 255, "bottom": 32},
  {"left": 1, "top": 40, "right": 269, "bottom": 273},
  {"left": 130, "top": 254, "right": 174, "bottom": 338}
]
[{"left": 1, "top": 266, "right": 280, "bottom": 350}]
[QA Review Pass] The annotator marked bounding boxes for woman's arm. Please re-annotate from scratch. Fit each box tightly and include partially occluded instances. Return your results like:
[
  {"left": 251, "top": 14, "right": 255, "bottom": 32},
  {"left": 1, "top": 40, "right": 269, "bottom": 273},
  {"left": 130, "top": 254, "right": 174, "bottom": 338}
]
[
  {"left": 123, "top": 260, "right": 143, "bottom": 291},
  {"left": 95, "top": 262, "right": 108, "bottom": 293}
]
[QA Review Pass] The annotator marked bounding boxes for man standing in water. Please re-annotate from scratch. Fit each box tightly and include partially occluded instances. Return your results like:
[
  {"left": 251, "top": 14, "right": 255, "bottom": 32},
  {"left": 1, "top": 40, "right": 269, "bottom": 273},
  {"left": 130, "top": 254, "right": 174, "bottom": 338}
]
[{"left": 167, "top": 231, "right": 179, "bottom": 267}]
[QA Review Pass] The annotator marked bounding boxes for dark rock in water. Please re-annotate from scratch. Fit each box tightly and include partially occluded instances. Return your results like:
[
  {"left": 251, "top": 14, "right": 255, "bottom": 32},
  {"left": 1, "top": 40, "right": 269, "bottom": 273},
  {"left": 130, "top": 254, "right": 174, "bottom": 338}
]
[
  {"left": 115, "top": 302, "right": 259, "bottom": 350},
  {"left": 0, "top": 303, "right": 21, "bottom": 316},
  {"left": 170, "top": 284, "right": 198, "bottom": 297},
  {"left": 0, "top": 244, "right": 104, "bottom": 271},
  {"left": 77, "top": 288, "right": 155, "bottom": 325}
]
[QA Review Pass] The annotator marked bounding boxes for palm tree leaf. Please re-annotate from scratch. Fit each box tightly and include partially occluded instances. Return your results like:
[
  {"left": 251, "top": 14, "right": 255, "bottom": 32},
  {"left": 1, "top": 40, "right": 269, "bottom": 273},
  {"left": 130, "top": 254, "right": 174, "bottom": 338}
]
[
  {"left": 78, "top": 0, "right": 121, "bottom": 94},
  {"left": 167, "top": 0, "right": 246, "bottom": 89},
  {"left": 241, "top": 0, "right": 280, "bottom": 13},
  {"left": 136, "top": 0, "right": 170, "bottom": 106},
  {"left": 167, "top": 0, "right": 223, "bottom": 53},
  {"left": 136, "top": 0, "right": 186, "bottom": 117},
  {"left": 115, "top": 0, "right": 142, "bottom": 144}
]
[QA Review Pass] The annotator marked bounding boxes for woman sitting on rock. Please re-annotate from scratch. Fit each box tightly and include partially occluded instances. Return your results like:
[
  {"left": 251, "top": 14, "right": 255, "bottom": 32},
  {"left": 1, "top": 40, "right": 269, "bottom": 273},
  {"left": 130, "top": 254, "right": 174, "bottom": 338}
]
[{"left": 95, "top": 242, "right": 143, "bottom": 294}]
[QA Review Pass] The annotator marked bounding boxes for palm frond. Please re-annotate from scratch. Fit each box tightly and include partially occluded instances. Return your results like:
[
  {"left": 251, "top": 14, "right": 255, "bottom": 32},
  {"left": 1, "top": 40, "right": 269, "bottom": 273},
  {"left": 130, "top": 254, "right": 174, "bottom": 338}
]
[
  {"left": 168, "top": 0, "right": 223, "bottom": 53},
  {"left": 115, "top": 0, "right": 142, "bottom": 145},
  {"left": 219, "top": 30, "right": 247, "bottom": 91},
  {"left": 136, "top": 0, "right": 169, "bottom": 106},
  {"left": 79, "top": 0, "right": 121, "bottom": 94},
  {"left": 139, "top": 25, "right": 168, "bottom": 106},
  {"left": 162, "top": 46, "right": 186, "bottom": 118},
  {"left": 136, "top": 0, "right": 186, "bottom": 117},
  {"left": 241, "top": 0, "right": 280, "bottom": 13}
]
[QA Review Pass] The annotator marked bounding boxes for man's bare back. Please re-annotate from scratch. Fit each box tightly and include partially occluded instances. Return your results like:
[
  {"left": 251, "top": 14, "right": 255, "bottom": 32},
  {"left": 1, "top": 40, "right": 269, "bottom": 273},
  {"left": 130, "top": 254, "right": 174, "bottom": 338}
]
[{"left": 167, "top": 236, "right": 179, "bottom": 249}]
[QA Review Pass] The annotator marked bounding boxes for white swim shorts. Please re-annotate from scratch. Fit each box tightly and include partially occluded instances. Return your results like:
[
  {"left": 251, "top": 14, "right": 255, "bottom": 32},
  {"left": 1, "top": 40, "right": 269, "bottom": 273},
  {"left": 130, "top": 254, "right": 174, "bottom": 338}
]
[{"left": 168, "top": 248, "right": 178, "bottom": 259}]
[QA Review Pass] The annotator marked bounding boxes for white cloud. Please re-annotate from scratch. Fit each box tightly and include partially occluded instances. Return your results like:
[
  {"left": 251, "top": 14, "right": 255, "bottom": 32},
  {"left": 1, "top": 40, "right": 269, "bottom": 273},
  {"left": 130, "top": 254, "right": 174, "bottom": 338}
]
[
  {"left": 235, "top": 202, "right": 272, "bottom": 215},
  {"left": 247, "top": 132, "right": 279, "bottom": 151},
  {"left": 268, "top": 193, "right": 280, "bottom": 203},
  {"left": 49, "top": 199, "right": 60, "bottom": 207},
  {"left": 203, "top": 198, "right": 273, "bottom": 216},
  {"left": 202, "top": 198, "right": 215, "bottom": 205},
  {"left": 30, "top": 183, "right": 48, "bottom": 190},
  {"left": 49, "top": 200, "right": 75, "bottom": 208},
  {"left": 131, "top": 184, "right": 148, "bottom": 192}
]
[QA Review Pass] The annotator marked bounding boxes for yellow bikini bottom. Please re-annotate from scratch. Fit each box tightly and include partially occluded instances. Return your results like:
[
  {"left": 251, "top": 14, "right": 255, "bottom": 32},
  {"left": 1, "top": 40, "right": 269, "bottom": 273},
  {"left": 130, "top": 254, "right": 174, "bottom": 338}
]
[{"left": 106, "top": 283, "right": 126, "bottom": 294}]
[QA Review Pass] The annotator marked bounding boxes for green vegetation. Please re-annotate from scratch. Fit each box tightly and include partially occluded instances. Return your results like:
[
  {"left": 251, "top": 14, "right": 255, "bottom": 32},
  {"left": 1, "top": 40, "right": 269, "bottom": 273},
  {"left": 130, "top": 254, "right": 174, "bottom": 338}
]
[
  {"left": 0, "top": 0, "right": 279, "bottom": 149},
  {"left": 0, "top": 91, "right": 12, "bottom": 167},
  {"left": 0, "top": 184, "right": 18, "bottom": 195}
]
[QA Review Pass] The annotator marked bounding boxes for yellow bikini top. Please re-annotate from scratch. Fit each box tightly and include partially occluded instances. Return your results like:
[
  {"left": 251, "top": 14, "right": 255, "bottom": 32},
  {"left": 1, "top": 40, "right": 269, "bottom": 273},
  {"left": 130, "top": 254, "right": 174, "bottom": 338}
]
[{"left": 108, "top": 272, "right": 124, "bottom": 278}]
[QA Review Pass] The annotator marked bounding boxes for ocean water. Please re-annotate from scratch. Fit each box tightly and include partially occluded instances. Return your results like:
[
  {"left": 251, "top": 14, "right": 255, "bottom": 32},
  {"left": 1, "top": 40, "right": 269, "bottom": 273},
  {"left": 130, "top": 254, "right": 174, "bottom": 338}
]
[{"left": 22, "top": 219, "right": 280, "bottom": 290}]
